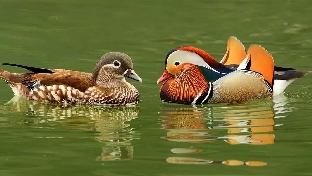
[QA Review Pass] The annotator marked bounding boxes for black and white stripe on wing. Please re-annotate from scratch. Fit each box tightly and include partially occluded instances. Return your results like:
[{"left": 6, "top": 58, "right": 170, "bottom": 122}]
[{"left": 191, "top": 82, "right": 213, "bottom": 105}]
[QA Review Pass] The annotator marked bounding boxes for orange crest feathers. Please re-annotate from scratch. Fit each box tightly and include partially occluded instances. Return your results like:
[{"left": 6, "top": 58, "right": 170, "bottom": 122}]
[
  {"left": 177, "top": 46, "right": 220, "bottom": 67},
  {"left": 247, "top": 45, "right": 275, "bottom": 87},
  {"left": 221, "top": 36, "right": 246, "bottom": 65}
]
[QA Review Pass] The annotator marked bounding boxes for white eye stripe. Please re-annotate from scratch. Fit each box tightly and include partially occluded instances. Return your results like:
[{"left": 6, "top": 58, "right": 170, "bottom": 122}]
[
  {"left": 103, "top": 64, "right": 115, "bottom": 67},
  {"left": 168, "top": 50, "right": 221, "bottom": 73}
]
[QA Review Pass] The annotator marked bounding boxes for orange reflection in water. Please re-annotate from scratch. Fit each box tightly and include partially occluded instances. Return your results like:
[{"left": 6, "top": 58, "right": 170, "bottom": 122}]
[
  {"left": 160, "top": 95, "right": 291, "bottom": 145},
  {"left": 161, "top": 107, "right": 214, "bottom": 143},
  {"left": 221, "top": 107, "right": 275, "bottom": 145},
  {"left": 160, "top": 95, "right": 292, "bottom": 166},
  {"left": 166, "top": 157, "right": 267, "bottom": 167}
]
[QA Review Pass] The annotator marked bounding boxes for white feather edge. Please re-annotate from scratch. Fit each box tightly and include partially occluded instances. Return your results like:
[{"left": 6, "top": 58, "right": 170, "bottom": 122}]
[
  {"left": 219, "top": 51, "right": 228, "bottom": 64},
  {"left": 237, "top": 55, "right": 250, "bottom": 70},
  {"left": 273, "top": 79, "right": 296, "bottom": 96}
]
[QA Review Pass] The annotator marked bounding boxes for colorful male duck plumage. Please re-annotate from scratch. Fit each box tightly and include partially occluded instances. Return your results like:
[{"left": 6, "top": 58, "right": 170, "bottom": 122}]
[
  {"left": 0, "top": 52, "right": 142, "bottom": 106},
  {"left": 157, "top": 36, "right": 310, "bottom": 104},
  {"left": 220, "top": 36, "right": 309, "bottom": 96}
]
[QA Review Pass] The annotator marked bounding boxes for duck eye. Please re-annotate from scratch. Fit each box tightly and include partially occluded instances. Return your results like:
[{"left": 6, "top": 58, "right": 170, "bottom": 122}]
[
  {"left": 174, "top": 61, "right": 180, "bottom": 66},
  {"left": 113, "top": 60, "right": 121, "bottom": 67}
]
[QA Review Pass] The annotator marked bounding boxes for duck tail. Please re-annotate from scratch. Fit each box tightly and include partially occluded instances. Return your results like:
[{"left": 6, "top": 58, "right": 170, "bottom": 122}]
[
  {"left": 2, "top": 63, "right": 53, "bottom": 74},
  {"left": 220, "top": 36, "right": 247, "bottom": 65},
  {"left": 0, "top": 68, "right": 14, "bottom": 82},
  {"left": 273, "top": 71, "right": 311, "bottom": 96},
  {"left": 0, "top": 68, "right": 30, "bottom": 97},
  {"left": 0, "top": 67, "right": 26, "bottom": 83}
]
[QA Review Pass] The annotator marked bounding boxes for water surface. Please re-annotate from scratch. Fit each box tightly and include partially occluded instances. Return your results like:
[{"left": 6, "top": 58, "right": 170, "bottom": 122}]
[{"left": 1, "top": 0, "right": 312, "bottom": 175}]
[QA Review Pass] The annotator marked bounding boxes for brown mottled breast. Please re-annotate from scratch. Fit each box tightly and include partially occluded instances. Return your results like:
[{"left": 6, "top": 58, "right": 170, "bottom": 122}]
[
  {"left": 160, "top": 64, "right": 211, "bottom": 104},
  {"left": 81, "top": 83, "right": 140, "bottom": 105}
]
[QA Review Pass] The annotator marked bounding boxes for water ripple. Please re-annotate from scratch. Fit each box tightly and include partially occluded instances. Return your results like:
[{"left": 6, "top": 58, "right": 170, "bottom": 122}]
[
  {"left": 157, "top": 95, "right": 297, "bottom": 166},
  {"left": 0, "top": 96, "right": 140, "bottom": 162},
  {"left": 159, "top": 95, "right": 292, "bottom": 146}
]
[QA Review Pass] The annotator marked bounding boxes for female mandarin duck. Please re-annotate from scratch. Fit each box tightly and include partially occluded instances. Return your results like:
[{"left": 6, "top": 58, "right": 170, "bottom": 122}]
[
  {"left": 0, "top": 52, "right": 142, "bottom": 106},
  {"left": 157, "top": 37, "right": 310, "bottom": 104}
]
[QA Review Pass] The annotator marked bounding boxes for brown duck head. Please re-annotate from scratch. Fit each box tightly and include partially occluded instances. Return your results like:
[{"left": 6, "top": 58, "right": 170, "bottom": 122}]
[{"left": 92, "top": 52, "right": 142, "bottom": 85}]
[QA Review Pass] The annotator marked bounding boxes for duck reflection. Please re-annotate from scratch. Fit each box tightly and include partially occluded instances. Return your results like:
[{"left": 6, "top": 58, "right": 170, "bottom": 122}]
[
  {"left": 160, "top": 95, "right": 293, "bottom": 166},
  {"left": 3, "top": 96, "right": 139, "bottom": 161},
  {"left": 166, "top": 157, "right": 267, "bottom": 166},
  {"left": 160, "top": 95, "right": 292, "bottom": 145},
  {"left": 161, "top": 107, "right": 212, "bottom": 143}
]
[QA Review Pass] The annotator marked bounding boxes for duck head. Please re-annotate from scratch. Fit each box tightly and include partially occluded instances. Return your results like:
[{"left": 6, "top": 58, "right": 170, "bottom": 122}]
[
  {"left": 157, "top": 36, "right": 250, "bottom": 84},
  {"left": 158, "top": 61, "right": 214, "bottom": 104},
  {"left": 92, "top": 52, "right": 142, "bottom": 85},
  {"left": 157, "top": 46, "right": 232, "bottom": 85}
]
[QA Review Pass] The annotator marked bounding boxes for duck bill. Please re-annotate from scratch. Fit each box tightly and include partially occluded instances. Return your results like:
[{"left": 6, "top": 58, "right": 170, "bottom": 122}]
[
  {"left": 157, "top": 70, "right": 173, "bottom": 84},
  {"left": 124, "top": 69, "right": 142, "bottom": 82}
]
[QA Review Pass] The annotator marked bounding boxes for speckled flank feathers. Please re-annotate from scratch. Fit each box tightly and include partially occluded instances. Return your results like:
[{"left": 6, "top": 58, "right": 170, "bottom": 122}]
[
  {"left": 0, "top": 52, "right": 142, "bottom": 106},
  {"left": 30, "top": 85, "right": 83, "bottom": 103},
  {"left": 29, "top": 83, "right": 139, "bottom": 106},
  {"left": 209, "top": 71, "right": 272, "bottom": 104}
]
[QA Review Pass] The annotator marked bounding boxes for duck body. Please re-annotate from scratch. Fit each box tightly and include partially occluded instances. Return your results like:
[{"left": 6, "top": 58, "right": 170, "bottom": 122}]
[
  {"left": 157, "top": 36, "right": 311, "bottom": 104},
  {"left": 28, "top": 73, "right": 140, "bottom": 106},
  {"left": 159, "top": 63, "right": 272, "bottom": 105},
  {"left": 209, "top": 70, "right": 272, "bottom": 104},
  {"left": 0, "top": 52, "right": 142, "bottom": 106}
]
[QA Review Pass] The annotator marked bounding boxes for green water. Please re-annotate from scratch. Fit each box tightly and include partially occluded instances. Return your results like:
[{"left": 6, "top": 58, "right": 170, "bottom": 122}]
[{"left": 1, "top": 0, "right": 312, "bottom": 175}]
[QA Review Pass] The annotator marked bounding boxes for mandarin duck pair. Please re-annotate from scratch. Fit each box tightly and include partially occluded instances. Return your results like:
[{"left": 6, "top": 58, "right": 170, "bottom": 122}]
[
  {"left": 157, "top": 36, "right": 310, "bottom": 104},
  {"left": 0, "top": 36, "right": 309, "bottom": 106}
]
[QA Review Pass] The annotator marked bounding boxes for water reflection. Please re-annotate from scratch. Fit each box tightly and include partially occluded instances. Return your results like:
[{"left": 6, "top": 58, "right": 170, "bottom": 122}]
[
  {"left": 166, "top": 157, "right": 267, "bottom": 167},
  {"left": 160, "top": 95, "right": 292, "bottom": 145},
  {"left": 1, "top": 96, "right": 139, "bottom": 161},
  {"left": 159, "top": 95, "right": 293, "bottom": 166}
]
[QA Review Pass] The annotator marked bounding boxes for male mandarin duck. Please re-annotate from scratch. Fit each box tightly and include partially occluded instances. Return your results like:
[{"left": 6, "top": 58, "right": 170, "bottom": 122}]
[
  {"left": 157, "top": 37, "right": 310, "bottom": 104},
  {"left": 0, "top": 52, "right": 142, "bottom": 106}
]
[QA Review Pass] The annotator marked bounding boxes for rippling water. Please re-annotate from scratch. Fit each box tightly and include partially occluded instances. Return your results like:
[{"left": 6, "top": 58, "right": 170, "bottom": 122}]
[
  {"left": 1, "top": 0, "right": 312, "bottom": 175},
  {"left": 158, "top": 96, "right": 288, "bottom": 165}
]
